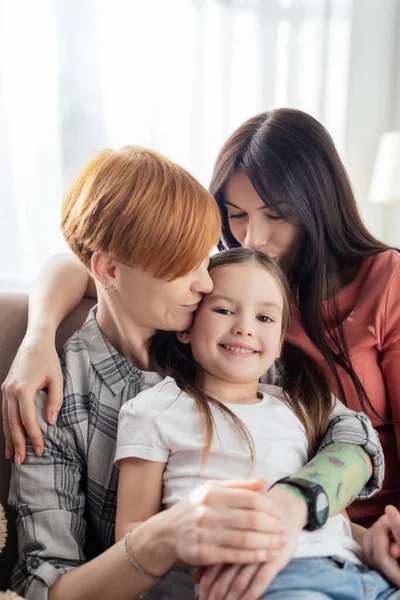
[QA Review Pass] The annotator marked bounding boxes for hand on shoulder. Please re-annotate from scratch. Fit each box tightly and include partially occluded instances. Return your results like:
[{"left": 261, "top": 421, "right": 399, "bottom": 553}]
[{"left": 2, "top": 333, "right": 63, "bottom": 463}]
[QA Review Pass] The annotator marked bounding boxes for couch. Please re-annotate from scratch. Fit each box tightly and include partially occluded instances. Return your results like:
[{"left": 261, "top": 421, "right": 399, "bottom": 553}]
[{"left": 0, "top": 293, "right": 95, "bottom": 591}]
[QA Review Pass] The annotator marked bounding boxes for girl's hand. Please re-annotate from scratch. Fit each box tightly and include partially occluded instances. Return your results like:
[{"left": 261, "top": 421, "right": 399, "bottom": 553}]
[
  {"left": 1, "top": 334, "right": 63, "bottom": 463},
  {"left": 363, "top": 505, "right": 400, "bottom": 587},
  {"left": 130, "top": 479, "right": 286, "bottom": 578}
]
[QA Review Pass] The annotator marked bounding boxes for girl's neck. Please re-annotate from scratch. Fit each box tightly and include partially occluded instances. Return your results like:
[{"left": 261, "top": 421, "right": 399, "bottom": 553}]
[
  {"left": 201, "top": 372, "right": 261, "bottom": 405},
  {"left": 96, "top": 300, "right": 153, "bottom": 370}
]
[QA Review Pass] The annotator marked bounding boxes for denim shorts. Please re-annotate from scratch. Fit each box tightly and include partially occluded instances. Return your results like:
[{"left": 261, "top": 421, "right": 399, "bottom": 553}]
[{"left": 261, "top": 557, "right": 400, "bottom": 600}]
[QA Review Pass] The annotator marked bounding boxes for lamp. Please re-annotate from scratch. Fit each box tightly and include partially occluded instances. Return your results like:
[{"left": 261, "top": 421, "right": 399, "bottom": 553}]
[{"left": 368, "top": 131, "right": 400, "bottom": 205}]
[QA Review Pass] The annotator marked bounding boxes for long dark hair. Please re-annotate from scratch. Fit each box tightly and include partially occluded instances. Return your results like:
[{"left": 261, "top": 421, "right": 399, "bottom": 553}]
[
  {"left": 209, "top": 108, "right": 394, "bottom": 419},
  {"left": 149, "top": 248, "right": 333, "bottom": 462}
]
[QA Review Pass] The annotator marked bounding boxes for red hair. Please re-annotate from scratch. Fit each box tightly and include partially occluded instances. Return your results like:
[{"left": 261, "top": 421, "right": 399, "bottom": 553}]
[{"left": 62, "top": 146, "right": 221, "bottom": 279}]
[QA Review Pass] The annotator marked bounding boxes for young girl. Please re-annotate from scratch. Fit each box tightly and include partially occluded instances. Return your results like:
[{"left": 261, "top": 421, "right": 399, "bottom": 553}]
[{"left": 114, "top": 248, "right": 396, "bottom": 600}]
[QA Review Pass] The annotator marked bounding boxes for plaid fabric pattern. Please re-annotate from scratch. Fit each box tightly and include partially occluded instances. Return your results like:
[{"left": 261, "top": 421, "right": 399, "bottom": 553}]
[
  {"left": 9, "top": 309, "right": 384, "bottom": 599},
  {"left": 9, "top": 308, "right": 161, "bottom": 599}
]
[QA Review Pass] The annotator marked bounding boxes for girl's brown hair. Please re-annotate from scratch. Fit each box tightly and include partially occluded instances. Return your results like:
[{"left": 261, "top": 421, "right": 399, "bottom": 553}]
[
  {"left": 62, "top": 146, "right": 221, "bottom": 280},
  {"left": 149, "top": 248, "right": 333, "bottom": 466},
  {"left": 210, "top": 108, "right": 396, "bottom": 421}
]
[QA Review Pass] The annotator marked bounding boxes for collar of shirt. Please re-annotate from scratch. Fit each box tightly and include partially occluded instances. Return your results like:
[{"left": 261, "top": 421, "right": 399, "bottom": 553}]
[{"left": 79, "top": 307, "right": 144, "bottom": 396}]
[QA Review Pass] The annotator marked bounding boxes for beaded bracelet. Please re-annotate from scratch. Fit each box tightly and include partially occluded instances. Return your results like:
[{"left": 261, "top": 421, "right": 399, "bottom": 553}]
[{"left": 123, "top": 532, "right": 164, "bottom": 584}]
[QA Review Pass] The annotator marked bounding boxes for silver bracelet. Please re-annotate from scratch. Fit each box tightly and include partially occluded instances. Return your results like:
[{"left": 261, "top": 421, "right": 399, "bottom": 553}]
[{"left": 123, "top": 532, "right": 164, "bottom": 583}]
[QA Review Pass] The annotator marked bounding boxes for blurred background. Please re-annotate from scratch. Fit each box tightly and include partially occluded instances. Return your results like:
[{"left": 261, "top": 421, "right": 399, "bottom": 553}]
[{"left": 0, "top": 0, "right": 399, "bottom": 291}]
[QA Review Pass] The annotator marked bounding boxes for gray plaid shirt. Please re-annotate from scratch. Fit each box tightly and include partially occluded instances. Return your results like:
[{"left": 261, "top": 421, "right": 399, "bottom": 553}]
[{"left": 9, "top": 309, "right": 383, "bottom": 600}]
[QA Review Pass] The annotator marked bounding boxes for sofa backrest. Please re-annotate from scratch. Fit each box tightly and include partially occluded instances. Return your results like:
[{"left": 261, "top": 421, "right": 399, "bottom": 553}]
[{"left": 0, "top": 293, "right": 95, "bottom": 590}]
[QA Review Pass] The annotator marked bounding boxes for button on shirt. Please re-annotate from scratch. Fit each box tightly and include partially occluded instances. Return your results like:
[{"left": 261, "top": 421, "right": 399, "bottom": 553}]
[{"left": 9, "top": 308, "right": 384, "bottom": 600}]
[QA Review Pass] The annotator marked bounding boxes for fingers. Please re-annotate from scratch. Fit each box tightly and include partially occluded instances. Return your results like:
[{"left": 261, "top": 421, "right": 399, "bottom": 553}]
[
  {"left": 18, "top": 397, "right": 44, "bottom": 459},
  {"left": 205, "top": 507, "right": 283, "bottom": 536},
  {"left": 2, "top": 379, "right": 45, "bottom": 462},
  {"left": 3, "top": 387, "right": 27, "bottom": 464},
  {"left": 364, "top": 514, "right": 400, "bottom": 588},
  {"left": 217, "top": 479, "right": 267, "bottom": 492},
  {"left": 7, "top": 385, "right": 45, "bottom": 462},
  {"left": 196, "top": 544, "right": 279, "bottom": 566},
  {"left": 390, "top": 542, "right": 400, "bottom": 559},
  {"left": 240, "top": 562, "right": 277, "bottom": 600},
  {"left": 199, "top": 484, "right": 281, "bottom": 519},
  {"left": 385, "top": 505, "right": 400, "bottom": 543},
  {"left": 224, "top": 564, "right": 260, "bottom": 600},
  {"left": 199, "top": 564, "right": 228, "bottom": 600},
  {"left": 1, "top": 393, "right": 13, "bottom": 459},
  {"left": 198, "top": 523, "right": 286, "bottom": 554},
  {"left": 45, "top": 376, "right": 64, "bottom": 426}
]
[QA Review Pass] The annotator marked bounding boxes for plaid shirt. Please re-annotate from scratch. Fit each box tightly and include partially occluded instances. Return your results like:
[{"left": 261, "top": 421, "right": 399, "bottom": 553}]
[{"left": 9, "top": 309, "right": 383, "bottom": 600}]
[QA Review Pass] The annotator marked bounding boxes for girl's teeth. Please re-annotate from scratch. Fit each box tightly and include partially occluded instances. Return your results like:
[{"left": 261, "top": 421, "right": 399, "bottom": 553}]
[{"left": 223, "top": 344, "right": 254, "bottom": 354}]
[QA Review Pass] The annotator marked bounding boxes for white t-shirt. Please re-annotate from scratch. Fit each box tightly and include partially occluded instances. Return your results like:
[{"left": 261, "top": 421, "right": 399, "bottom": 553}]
[{"left": 115, "top": 376, "right": 363, "bottom": 564}]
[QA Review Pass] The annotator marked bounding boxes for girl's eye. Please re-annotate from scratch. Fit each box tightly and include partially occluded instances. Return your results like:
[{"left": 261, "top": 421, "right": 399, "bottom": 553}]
[
  {"left": 214, "top": 308, "right": 233, "bottom": 315},
  {"left": 257, "top": 315, "right": 273, "bottom": 323}
]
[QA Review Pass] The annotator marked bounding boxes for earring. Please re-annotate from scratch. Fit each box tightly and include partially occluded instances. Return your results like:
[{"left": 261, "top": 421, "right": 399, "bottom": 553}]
[
  {"left": 104, "top": 285, "right": 109, "bottom": 291},
  {"left": 111, "top": 284, "right": 117, "bottom": 290}
]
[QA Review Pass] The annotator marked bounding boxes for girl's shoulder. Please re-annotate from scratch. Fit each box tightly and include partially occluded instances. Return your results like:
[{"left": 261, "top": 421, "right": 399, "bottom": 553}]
[
  {"left": 258, "top": 383, "right": 286, "bottom": 403},
  {"left": 121, "top": 376, "right": 185, "bottom": 418}
]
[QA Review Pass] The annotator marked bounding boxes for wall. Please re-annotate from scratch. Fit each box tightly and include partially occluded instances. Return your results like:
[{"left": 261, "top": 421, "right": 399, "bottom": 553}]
[{"left": 343, "top": 0, "right": 400, "bottom": 245}]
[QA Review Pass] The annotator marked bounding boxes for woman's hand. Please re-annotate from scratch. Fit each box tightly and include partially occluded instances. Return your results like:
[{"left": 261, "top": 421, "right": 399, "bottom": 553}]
[
  {"left": 197, "top": 484, "right": 307, "bottom": 599},
  {"left": 2, "top": 333, "right": 63, "bottom": 463},
  {"left": 198, "top": 535, "right": 298, "bottom": 600},
  {"left": 129, "top": 479, "right": 286, "bottom": 578},
  {"left": 363, "top": 505, "right": 400, "bottom": 587}
]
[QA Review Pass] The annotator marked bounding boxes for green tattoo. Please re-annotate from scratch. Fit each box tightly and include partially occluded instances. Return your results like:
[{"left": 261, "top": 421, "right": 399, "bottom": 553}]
[
  {"left": 273, "top": 442, "right": 371, "bottom": 518},
  {"left": 344, "top": 444, "right": 369, "bottom": 465},
  {"left": 335, "top": 480, "right": 344, "bottom": 500},
  {"left": 307, "top": 471, "right": 322, "bottom": 480},
  {"left": 328, "top": 456, "right": 346, "bottom": 468}
]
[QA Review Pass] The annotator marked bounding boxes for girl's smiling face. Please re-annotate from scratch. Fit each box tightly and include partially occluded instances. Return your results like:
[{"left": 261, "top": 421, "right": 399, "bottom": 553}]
[{"left": 186, "top": 261, "right": 284, "bottom": 384}]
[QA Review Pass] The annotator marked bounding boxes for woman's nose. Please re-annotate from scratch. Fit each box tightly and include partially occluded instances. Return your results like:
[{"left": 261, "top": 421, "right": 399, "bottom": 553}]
[
  {"left": 192, "top": 261, "right": 213, "bottom": 294},
  {"left": 244, "top": 218, "right": 268, "bottom": 250}
]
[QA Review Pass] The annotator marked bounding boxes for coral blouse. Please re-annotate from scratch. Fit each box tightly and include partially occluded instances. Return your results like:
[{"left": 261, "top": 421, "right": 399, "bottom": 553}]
[{"left": 288, "top": 249, "right": 400, "bottom": 528}]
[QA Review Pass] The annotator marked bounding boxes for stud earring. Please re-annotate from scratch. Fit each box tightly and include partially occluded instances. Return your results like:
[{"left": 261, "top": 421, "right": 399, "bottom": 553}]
[
  {"left": 111, "top": 284, "right": 117, "bottom": 290},
  {"left": 104, "top": 285, "right": 109, "bottom": 291}
]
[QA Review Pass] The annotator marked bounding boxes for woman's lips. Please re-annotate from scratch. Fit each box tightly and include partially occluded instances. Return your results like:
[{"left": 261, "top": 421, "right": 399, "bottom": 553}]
[{"left": 182, "top": 303, "right": 200, "bottom": 312}]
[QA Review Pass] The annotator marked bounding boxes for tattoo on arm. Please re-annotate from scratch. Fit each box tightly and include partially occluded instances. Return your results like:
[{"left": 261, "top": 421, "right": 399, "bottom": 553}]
[
  {"left": 273, "top": 443, "right": 371, "bottom": 518},
  {"left": 307, "top": 471, "right": 322, "bottom": 480},
  {"left": 335, "top": 480, "right": 344, "bottom": 500},
  {"left": 328, "top": 456, "right": 346, "bottom": 468}
]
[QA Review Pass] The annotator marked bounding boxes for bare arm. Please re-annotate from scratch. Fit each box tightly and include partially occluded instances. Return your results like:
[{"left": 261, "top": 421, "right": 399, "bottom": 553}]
[
  {"left": 49, "top": 515, "right": 171, "bottom": 600},
  {"left": 26, "top": 253, "right": 95, "bottom": 337},
  {"left": 2, "top": 254, "right": 96, "bottom": 462},
  {"left": 115, "top": 457, "right": 165, "bottom": 542}
]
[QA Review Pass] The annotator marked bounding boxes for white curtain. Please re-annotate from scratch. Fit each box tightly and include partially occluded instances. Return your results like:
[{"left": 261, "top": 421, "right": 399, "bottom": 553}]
[{"left": 0, "top": 0, "right": 353, "bottom": 291}]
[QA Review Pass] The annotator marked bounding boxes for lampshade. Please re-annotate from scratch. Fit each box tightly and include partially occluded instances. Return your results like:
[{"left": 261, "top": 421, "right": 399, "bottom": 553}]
[{"left": 368, "top": 131, "right": 400, "bottom": 205}]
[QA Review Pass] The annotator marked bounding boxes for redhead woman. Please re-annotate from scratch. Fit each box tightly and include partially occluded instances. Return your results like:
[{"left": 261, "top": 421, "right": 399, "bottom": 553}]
[
  {"left": 5, "top": 147, "right": 302, "bottom": 600},
  {"left": 2, "top": 139, "right": 384, "bottom": 598}
]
